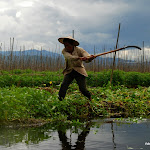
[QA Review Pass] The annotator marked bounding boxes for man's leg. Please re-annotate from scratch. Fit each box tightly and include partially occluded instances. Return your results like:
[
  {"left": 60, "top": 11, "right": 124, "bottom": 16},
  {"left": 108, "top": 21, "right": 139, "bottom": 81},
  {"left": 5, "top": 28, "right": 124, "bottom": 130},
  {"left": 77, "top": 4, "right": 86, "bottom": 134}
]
[
  {"left": 75, "top": 72, "right": 91, "bottom": 100},
  {"left": 58, "top": 72, "right": 74, "bottom": 101}
]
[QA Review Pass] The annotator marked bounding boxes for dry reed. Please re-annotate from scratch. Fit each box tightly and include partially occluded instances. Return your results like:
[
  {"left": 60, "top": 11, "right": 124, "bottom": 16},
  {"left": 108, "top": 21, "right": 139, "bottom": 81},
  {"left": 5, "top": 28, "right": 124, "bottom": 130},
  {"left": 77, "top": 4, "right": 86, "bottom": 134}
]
[{"left": 0, "top": 38, "right": 149, "bottom": 73}]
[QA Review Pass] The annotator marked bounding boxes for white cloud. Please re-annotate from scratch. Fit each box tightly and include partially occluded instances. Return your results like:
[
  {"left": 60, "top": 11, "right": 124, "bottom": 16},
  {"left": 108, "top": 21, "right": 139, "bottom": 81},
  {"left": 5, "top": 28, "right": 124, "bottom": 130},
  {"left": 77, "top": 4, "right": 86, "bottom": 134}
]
[
  {"left": 16, "top": 11, "right": 22, "bottom": 18},
  {"left": 17, "top": 1, "right": 33, "bottom": 7}
]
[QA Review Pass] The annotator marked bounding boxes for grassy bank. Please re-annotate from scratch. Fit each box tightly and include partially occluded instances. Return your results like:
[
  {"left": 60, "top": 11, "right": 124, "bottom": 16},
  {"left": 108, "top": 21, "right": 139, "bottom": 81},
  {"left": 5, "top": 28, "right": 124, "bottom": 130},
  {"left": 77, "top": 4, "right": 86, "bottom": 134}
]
[{"left": 0, "top": 84, "right": 150, "bottom": 124}]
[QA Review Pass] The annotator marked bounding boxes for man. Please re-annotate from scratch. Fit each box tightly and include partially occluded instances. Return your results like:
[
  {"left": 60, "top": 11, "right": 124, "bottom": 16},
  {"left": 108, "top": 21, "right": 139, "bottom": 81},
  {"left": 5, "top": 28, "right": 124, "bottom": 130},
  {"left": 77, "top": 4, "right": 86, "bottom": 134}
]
[{"left": 58, "top": 36, "right": 95, "bottom": 101}]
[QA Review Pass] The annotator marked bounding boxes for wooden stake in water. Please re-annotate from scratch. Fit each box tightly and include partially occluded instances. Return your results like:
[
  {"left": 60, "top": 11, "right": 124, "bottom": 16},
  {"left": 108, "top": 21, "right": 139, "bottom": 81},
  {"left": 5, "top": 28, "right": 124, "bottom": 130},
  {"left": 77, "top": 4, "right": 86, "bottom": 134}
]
[
  {"left": 110, "top": 23, "right": 121, "bottom": 84},
  {"left": 142, "top": 41, "right": 144, "bottom": 72},
  {"left": 72, "top": 30, "right": 74, "bottom": 38},
  {"left": 93, "top": 45, "right": 96, "bottom": 72}
]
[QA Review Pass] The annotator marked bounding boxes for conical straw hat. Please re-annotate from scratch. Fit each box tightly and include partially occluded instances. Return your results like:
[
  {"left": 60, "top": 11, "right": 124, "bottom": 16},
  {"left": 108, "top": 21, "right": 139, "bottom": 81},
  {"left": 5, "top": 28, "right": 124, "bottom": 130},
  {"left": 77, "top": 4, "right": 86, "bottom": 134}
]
[{"left": 58, "top": 36, "right": 79, "bottom": 46}]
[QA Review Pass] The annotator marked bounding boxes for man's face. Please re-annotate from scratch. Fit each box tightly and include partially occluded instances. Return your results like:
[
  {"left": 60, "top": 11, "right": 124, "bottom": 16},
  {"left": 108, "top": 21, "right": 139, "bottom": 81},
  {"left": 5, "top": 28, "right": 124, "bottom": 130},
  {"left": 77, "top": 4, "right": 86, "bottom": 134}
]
[{"left": 64, "top": 42, "right": 74, "bottom": 52}]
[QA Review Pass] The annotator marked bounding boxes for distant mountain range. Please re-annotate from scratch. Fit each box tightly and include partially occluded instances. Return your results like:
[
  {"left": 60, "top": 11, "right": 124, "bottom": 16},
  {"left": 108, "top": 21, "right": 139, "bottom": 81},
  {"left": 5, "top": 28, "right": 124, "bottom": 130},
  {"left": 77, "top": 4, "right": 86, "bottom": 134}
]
[
  {"left": 0, "top": 49, "right": 135, "bottom": 64},
  {"left": 0, "top": 49, "right": 61, "bottom": 57}
]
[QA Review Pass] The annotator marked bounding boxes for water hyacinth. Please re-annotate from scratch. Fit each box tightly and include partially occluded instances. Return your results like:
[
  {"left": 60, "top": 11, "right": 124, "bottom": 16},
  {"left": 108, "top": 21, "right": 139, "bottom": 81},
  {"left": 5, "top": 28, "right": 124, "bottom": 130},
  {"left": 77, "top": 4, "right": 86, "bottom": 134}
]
[{"left": 0, "top": 83, "right": 150, "bottom": 124}]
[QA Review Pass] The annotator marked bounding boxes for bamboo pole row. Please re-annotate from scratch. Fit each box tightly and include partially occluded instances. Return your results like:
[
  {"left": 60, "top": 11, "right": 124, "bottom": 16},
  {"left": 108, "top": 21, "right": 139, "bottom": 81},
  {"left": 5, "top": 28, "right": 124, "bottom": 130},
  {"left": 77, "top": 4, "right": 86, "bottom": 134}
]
[{"left": 0, "top": 38, "right": 150, "bottom": 72}]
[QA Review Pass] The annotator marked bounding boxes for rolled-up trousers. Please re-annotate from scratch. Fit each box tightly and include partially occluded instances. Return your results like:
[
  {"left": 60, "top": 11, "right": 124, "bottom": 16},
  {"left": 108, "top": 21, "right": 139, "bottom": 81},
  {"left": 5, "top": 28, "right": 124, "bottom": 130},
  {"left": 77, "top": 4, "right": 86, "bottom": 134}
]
[{"left": 58, "top": 70, "right": 91, "bottom": 100}]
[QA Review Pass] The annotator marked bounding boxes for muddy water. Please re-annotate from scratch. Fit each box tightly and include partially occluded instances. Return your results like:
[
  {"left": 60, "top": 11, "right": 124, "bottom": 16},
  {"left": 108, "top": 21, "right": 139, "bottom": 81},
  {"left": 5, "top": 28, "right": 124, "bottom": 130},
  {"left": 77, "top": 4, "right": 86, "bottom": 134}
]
[{"left": 0, "top": 118, "right": 150, "bottom": 150}]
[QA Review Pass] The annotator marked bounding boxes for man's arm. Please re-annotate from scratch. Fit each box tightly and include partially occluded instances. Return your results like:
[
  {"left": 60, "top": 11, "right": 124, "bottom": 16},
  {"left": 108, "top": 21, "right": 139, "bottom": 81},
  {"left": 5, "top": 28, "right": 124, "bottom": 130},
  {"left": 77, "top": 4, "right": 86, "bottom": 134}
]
[
  {"left": 79, "top": 48, "right": 95, "bottom": 62},
  {"left": 79, "top": 55, "right": 95, "bottom": 62}
]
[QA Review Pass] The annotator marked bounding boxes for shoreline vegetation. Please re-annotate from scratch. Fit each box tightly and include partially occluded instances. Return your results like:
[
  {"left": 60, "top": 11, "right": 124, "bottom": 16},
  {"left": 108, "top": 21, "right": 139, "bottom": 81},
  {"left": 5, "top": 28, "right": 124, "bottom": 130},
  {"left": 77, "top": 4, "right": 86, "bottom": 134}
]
[{"left": 0, "top": 70, "right": 150, "bottom": 126}]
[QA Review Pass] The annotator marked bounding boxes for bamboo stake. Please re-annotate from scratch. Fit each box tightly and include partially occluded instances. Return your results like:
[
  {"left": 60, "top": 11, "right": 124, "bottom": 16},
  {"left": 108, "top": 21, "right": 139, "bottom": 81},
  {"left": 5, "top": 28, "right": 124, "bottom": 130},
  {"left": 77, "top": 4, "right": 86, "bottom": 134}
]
[
  {"left": 142, "top": 41, "right": 144, "bottom": 72},
  {"left": 110, "top": 23, "right": 121, "bottom": 84},
  {"left": 93, "top": 46, "right": 96, "bottom": 72},
  {"left": 72, "top": 30, "right": 74, "bottom": 38}
]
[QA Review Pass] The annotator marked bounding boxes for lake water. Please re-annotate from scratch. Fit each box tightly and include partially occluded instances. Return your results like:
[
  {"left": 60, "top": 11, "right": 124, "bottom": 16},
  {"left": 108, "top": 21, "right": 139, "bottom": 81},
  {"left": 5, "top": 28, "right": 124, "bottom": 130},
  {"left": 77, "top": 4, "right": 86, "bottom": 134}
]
[{"left": 0, "top": 118, "right": 150, "bottom": 150}]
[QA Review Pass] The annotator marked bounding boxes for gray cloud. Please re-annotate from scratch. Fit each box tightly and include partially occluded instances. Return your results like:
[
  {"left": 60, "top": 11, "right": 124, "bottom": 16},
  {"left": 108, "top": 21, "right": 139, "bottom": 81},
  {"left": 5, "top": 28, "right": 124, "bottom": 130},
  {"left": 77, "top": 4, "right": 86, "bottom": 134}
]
[{"left": 0, "top": 0, "right": 150, "bottom": 54}]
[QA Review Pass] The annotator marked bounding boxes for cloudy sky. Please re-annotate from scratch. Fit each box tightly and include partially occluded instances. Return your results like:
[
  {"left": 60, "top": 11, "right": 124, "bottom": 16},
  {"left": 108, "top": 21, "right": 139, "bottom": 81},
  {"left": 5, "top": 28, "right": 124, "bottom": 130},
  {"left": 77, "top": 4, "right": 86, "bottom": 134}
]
[{"left": 0, "top": 0, "right": 150, "bottom": 58}]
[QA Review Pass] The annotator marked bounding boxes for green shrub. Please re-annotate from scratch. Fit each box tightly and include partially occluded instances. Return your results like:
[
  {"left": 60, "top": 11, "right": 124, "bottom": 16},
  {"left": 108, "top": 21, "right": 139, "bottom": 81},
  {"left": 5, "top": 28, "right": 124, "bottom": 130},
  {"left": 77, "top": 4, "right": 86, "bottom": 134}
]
[{"left": 0, "top": 70, "right": 150, "bottom": 88}]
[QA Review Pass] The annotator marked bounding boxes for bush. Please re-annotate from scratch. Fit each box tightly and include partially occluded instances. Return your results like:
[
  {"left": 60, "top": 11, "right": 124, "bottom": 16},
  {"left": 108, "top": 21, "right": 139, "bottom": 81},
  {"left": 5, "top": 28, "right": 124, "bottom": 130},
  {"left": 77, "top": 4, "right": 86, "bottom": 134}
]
[{"left": 0, "top": 70, "right": 150, "bottom": 88}]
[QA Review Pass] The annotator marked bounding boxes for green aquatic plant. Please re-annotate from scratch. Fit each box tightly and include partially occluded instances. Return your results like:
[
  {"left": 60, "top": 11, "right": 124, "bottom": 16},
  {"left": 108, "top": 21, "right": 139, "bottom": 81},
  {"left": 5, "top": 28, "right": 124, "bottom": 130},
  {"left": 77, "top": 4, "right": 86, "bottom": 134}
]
[{"left": 0, "top": 84, "right": 149, "bottom": 124}]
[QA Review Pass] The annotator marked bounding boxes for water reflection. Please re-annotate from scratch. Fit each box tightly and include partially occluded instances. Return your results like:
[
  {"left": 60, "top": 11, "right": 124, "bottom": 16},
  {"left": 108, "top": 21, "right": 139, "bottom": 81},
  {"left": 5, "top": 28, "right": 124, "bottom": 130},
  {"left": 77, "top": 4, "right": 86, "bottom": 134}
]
[
  {"left": 111, "top": 123, "right": 116, "bottom": 150},
  {"left": 0, "top": 120, "right": 93, "bottom": 149},
  {"left": 0, "top": 120, "right": 99, "bottom": 149},
  {"left": 0, "top": 119, "right": 150, "bottom": 150},
  {"left": 58, "top": 121, "right": 91, "bottom": 150},
  {"left": 0, "top": 124, "right": 51, "bottom": 146}
]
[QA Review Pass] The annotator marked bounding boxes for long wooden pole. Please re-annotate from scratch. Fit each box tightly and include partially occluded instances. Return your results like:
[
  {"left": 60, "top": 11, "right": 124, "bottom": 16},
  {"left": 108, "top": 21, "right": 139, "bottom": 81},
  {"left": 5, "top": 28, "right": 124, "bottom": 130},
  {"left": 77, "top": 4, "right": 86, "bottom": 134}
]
[{"left": 110, "top": 23, "right": 121, "bottom": 84}]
